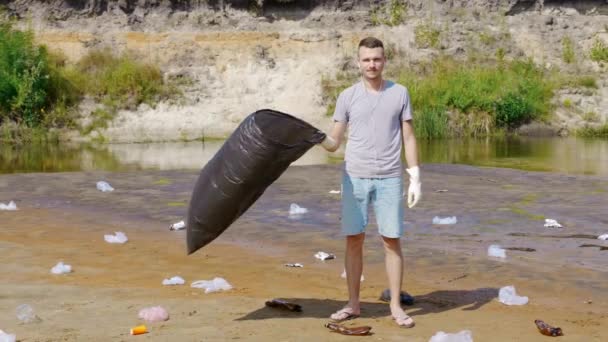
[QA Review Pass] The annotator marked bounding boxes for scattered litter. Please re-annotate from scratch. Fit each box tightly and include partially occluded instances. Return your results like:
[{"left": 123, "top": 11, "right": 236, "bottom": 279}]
[
  {"left": 0, "top": 329, "right": 16, "bottom": 342},
  {"left": 498, "top": 285, "right": 528, "bottom": 305},
  {"left": 429, "top": 330, "right": 473, "bottom": 342},
  {"left": 379, "top": 289, "right": 414, "bottom": 306},
  {"left": 162, "top": 276, "right": 185, "bottom": 286},
  {"left": 289, "top": 203, "right": 308, "bottom": 217},
  {"left": 191, "top": 277, "right": 232, "bottom": 293},
  {"left": 597, "top": 234, "right": 608, "bottom": 240},
  {"left": 325, "top": 322, "right": 372, "bottom": 336},
  {"left": 534, "top": 319, "right": 563, "bottom": 337},
  {"left": 130, "top": 325, "right": 147, "bottom": 335},
  {"left": 504, "top": 247, "right": 536, "bottom": 252},
  {"left": 15, "top": 304, "right": 41, "bottom": 323},
  {"left": 138, "top": 306, "right": 169, "bottom": 322},
  {"left": 50, "top": 262, "right": 72, "bottom": 275},
  {"left": 487, "top": 245, "right": 506, "bottom": 258},
  {"left": 96, "top": 181, "right": 114, "bottom": 192},
  {"left": 284, "top": 263, "right": 304, "bottom": 268},
  {"left": 329, "top": 190, "right": 341, "bottom": 194},
  {"left": 265, "top": 299, "right": 302, "bottom": 312},
  {"left": 169, "top": 220, "right": 186, "bottom": 231},
  {"left": 432, "top": 216, "right": 457, "bottom": 225},
  {"left": 104, "top": 231, "right": 128, "bottom": 244},
  {"left": 0, "top": 201, "right": 17, "bottom": 211},
  {"left": 435, "top": 189, "right": 449, "bottom": 193},
  {"left": 543, "top": 219, "right": 562, "bottom": 228},
  {"left": 314, "top": 251, "right": 336, "bottom": 260},
  {"left": 341, "top": 269, "right": 364, "bottom": 282}
]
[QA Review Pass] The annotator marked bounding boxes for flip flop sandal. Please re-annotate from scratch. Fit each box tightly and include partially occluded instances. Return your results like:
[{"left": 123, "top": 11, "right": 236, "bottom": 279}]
[{"left": 330, "top": 308, "right": 360, "bottom": 322}]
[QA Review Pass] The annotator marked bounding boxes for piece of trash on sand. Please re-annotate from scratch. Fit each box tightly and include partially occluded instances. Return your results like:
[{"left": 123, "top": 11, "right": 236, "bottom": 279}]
[
  {"left": 534, "top": 319, "right": 563, "bottom": 336},
  {"left": 435, "top": 189, "right": 449, "bottom": 193},
  {"left": 50, "top": 262, "right": 72, "bottom": 275},
  {"left": 432, "top": 216, "right": 457, "bottom": 225},
  {"left": 543, "top": 218, "right": 562, "bottom": 228},
  {"left": 314, "top": 251, "right": 336, "bottom": 260},
  {"left": 130, "top": 325, "right": 147, "bottom": 335},
  {"left": 429, "top": 330, "right": 473, "bottom": 342},
  {"left": 329, "top": 190, "right": 341, "bottom": 194},
  {"left": 0, "top": 201, "right": 17, "bottom": 211},
  {"left": 325, "top": 323, "right": 372, "bottom": 336},
  {"left": 289, "top": 203, "right": 308, "bottom": 217},
  {"left": 191, "top": 277, "right": 232, "bottom": 293},
  {"left": 499, "top": 285, "right": 528, "bottom": 305},
  {"left": 138, "top": 306, "right": 169, "bottom": 322},
  {"left": 96, "top": 181, "right": 114, "bottom": 192},
  {"left": 0, "top": 329, "right": 16, "bottom": 342},
  {"left": 284, "top": 263, "right": 304, "bottom": 268},
  {"left": 162, "top": 276, "right": 185, "bottom": 286},
  {"left": 15, "top": 304, "right": 41, "bottom": 323},
  {"left": 379, "top": 289, "right": 414, "bottom": 306},
  {"left": 265, "top": 299, "right": 302, "bottom": 312},
  {"left": 169, "top": 220, "right": 186, "bottom": 231},
  {"left": 104, "top": 231, "right": 128, "bottom": 244},
  {"left": 487, "top": 245, "right": 506, "bottom": 258},
  {"left": 341, "top": 269, "right": 364, "bottom": 282},
  {"left": 597, "top": 234, "right": 608, "bottom": 240}
]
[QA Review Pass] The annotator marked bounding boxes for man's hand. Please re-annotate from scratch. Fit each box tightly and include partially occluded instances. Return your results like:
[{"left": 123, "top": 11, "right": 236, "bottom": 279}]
[{"left": 406, "top": 166, "right": 421, "bottom": 208}]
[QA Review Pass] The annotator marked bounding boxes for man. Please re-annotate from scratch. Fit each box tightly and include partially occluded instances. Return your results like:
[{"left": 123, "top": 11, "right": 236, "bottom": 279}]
[{"left": 319, "top": 37, "right": 421, "bottom": 328}]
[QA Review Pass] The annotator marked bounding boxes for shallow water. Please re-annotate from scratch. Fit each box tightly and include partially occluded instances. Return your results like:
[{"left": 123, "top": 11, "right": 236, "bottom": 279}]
[{"left": 2, "top": 136, "right": 608, "bottom": 176}]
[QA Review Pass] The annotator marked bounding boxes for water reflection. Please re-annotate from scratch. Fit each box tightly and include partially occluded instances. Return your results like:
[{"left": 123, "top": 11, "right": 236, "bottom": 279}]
[{"left": 1, "top": 136, "right": 608, "bottom": 176}]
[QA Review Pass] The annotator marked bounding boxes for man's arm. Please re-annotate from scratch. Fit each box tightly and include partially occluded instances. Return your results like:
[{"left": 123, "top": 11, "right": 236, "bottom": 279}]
[
  {"left": 320, "top": 121, "right": 347, "bottom": 152},
  {"left": 402, "top": 120, "right": 421, "bottom": 208}
]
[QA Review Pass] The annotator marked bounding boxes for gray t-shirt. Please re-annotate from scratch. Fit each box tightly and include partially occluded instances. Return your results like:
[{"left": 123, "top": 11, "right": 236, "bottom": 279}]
[{"left": 333, "top": 80, "right": 412, "bottom": 178}]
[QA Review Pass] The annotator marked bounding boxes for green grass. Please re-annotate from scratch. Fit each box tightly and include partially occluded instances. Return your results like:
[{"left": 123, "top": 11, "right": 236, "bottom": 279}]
[
  {"left": 370, "top": 0, "right": 407, "bottom": 27},
  {"left": 414, "top": 23, "right": 441, "bottom": 49},
  {"left": 562, "top": 37, "right": 575, "bottom": 64},
  {"left": 576, "top": 124, "right": 608, "bottom": 138},
  {"left": 589, "top": 38, "right": 608, "bottom": 62}
]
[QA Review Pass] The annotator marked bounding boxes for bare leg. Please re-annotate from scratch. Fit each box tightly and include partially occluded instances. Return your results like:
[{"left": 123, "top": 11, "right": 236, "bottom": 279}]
[
  {"left": 344, "top": 233, "right": 365, "bottom": 313},
  {"left": 381, "top": 236, "right": 412, "bottom": 324}
]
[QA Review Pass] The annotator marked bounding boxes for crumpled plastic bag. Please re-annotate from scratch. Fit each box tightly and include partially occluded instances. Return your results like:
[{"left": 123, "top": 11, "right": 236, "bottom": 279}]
[
  {"left": 314, "top": 251, "right": 335, "bottom": 260},
  {"left": 487, "top": 245, "right": 506, "bottom": 258},
  {"left": 169, "top": 220, "right": 186, "bottom": 231},
  {"left": 104, "top": 232, "right": 128, "bottom": 244},
  {"left": 598, "top": 234, "right": 608, "bottom": 240},
  {"left": 0, "top": 201, "right": 17, "bottom": 211},
  {"left": 96, "top": 181, "right": 114, "bottom": 192},
  {"left": 50, "top": 262, "right": 72, "bottom": 274},
  {"left": 289, "top": 203, "right": 308, "bottom": 218},
  {"left": 190, "top": 277, "right": 232, "bottom": 293},
  {"left": 0, "top": 329, "right": 16, "bottom": 342},
  {"left": 543, "top": 218, "right": 562, "bottom": 228},
  {"left": 162, "top": 276, "right": 185, "bottom": 286},
  {"left": 499, "top": 285, "right": 528, "bottom": 305},
  {"left": 433, "top": 216, "right": 457, "bottom": 225},
  {"left": 138, "top": 306, "right": 169, "bottom": 322},
  {"left": 429, "top": 330, "right": 473, "bottom": 342}
]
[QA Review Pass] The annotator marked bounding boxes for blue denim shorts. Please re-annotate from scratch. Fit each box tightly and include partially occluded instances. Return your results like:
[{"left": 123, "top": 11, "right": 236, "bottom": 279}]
[{"left": 341, "top": 172, "right": 404, "bottom": 238}]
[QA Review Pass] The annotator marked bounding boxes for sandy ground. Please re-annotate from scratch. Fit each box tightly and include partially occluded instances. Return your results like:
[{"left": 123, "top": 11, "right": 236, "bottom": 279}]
[{"left": 0, "top": 164, "right": 607, "bottom": 341}]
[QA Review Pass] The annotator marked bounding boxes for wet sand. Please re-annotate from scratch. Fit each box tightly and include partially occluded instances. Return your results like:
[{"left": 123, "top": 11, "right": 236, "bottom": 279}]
[{"left": 0, "top": 164, "right": 607, "bottom": 341}]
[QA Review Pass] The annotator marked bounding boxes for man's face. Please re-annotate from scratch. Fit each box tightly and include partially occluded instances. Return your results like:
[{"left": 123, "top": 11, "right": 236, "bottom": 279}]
[{"left": 358, "top": 47, "right": 385, "bottom": 80}]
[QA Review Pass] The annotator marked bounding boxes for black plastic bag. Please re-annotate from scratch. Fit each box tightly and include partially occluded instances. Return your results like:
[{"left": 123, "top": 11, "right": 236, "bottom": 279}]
[{"left": 186, "top": 109, "right": 326, "bottom": 255}]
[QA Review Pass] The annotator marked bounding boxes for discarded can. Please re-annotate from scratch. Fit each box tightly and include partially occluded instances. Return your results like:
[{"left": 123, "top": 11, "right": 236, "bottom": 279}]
[{"left": 130, "top": 325, "right": 147, "bottom": 335}]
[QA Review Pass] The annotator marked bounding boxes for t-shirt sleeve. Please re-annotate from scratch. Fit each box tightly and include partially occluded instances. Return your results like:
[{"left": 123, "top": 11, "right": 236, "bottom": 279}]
[
  {"left": 332, "top": 90, "right": 349, "bottom": 122},
  {"left": 400, "top": 88, "right": 413, "bottom": 121}
]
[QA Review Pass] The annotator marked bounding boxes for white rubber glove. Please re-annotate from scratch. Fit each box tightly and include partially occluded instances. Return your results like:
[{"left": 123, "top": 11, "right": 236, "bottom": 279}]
[
  {"left": 320, "top": 135, "right": 337, "bottom": 151},
  {"left": 406, "top": 166, "right": 421, "bottom": 208}
]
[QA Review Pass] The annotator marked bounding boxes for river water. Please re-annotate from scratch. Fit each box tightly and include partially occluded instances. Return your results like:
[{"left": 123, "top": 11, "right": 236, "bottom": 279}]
[{"left": 2, "top": 136, "right": 608, "bottom": 176}]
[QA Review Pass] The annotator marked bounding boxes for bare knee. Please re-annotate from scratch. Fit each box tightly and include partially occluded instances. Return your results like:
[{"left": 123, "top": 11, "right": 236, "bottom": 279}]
[
  {"left": 381, "top": 236, "right": 401, "bottom": 253},
  {"left": 346, "top": 233, "right": 365, "bottom": 250}
]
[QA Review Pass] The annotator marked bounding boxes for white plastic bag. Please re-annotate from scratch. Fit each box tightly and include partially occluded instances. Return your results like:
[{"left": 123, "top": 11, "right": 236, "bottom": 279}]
[
  {"left": 432, "top": 216, "right": 457, "bottom": 225},
  {"left": 169, "top": 220, "right": 186, "bottom": 231},
  {"left": 50, "top": 262, "right": 72, "bottom": 274},
  {"left": 190, "top": 277, "right": 232, "bottom": 293},
  {"left": 429, "top": 330, "right": 473, "bottom": 342},
  {"left": 0, "top": 329, "right": 16, "bottom": 342},
  {"left": 138, "top": 306, "right": 169, "bottom": 322},
  {"left": 289, "top": 203, "right": 308, "bottom": 217},
  {"left": 499, "top": 285, "right": 528, "bottom": 305},
  {"left": 543, "top": 218, "right": 562, "bottom": 228},
  {"left": 487, "top": 245, "right": 506, "bottom": 258},
  {"left": 104, "top": 232, "right": 128, "bottom": 244},
  {"left": 0, "top": 201, "right": 17, "bottom": 211},
  {"left": 314, "top": 251, "right": 335, "bottom": 260},
  {"left": 96, "top": 181, "right": 114, "bottom": 192},
  {"left": 162, "top": 276, "right": 185, "bottom": 286},
  {"left": 597, "top": 234, "right": 608, "bottom": 240}
]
